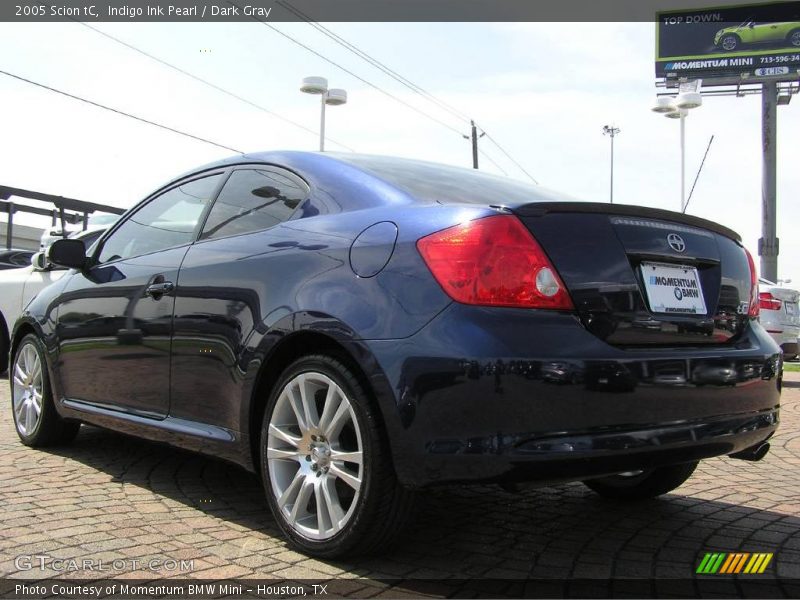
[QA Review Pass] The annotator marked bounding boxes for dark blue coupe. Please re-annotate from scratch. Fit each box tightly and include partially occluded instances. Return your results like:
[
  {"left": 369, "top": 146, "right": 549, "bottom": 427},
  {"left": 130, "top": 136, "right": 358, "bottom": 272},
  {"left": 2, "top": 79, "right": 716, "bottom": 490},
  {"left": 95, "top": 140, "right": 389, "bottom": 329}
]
[{"left": 10, "top": 152, "right": 780, "bottom": 557}]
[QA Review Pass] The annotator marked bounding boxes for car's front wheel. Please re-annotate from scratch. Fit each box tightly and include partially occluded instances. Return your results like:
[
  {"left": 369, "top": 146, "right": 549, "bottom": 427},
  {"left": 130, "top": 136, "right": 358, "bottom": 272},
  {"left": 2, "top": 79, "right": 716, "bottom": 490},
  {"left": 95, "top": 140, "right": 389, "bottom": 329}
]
[
  {"left": 11, "top": 334, "right": 80, "bottom": 446},
  {"left": 260, "top": 354, "right": 414, "bottom": 557},
  {"left": 582, "top": 461, "right": 698, "bottom": 501},
  {"left": 789, "top": 29, "right": 800, "bottom": 47},
  {"left": 720, "top": 34, "right": 740, "bottom": 50}
]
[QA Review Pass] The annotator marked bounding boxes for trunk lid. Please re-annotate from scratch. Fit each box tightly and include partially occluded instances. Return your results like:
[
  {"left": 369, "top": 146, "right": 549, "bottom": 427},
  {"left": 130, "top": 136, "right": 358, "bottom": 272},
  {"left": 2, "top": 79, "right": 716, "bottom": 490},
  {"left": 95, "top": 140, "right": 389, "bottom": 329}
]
[{"left": 514, "top": 202, "right": 753, "bottom": 347}]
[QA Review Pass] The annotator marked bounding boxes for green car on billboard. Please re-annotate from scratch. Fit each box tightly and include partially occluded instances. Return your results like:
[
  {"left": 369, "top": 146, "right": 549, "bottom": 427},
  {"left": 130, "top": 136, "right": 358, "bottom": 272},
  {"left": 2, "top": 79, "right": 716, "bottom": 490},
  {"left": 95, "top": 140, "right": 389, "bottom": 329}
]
[{"left": 714, "top": 19, "right": 800, "bottom": 51}]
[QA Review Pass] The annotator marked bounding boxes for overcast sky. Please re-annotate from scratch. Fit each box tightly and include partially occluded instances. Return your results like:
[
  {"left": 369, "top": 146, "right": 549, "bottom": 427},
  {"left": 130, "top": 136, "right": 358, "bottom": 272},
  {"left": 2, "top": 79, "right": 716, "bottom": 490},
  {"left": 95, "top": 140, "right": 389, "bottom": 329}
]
[{"left": 1, "top": 21, "right": 798, "bottom": 281}]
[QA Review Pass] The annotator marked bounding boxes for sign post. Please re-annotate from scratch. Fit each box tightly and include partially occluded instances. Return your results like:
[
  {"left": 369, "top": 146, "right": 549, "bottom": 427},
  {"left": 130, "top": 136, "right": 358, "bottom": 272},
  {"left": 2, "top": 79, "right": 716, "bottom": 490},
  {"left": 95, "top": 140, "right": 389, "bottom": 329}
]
[{"left": 761, "top": 81, "right": 778, "bottom": 283}]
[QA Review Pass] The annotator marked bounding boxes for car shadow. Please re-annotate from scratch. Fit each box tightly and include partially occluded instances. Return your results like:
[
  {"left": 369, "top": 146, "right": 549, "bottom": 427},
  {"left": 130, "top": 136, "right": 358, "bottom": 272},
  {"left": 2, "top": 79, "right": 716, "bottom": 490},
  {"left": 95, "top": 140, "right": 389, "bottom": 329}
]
[{"left": 26, "top": 417, "right": 799, "bottom": 593}]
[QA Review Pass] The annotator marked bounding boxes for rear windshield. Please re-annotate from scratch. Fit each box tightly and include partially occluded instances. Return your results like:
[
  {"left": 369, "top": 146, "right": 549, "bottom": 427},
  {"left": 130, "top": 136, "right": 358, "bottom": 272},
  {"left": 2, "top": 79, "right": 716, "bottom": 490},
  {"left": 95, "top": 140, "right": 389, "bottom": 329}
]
[{"left": 334, "top": 154, "right": 564, "bottom": 206}]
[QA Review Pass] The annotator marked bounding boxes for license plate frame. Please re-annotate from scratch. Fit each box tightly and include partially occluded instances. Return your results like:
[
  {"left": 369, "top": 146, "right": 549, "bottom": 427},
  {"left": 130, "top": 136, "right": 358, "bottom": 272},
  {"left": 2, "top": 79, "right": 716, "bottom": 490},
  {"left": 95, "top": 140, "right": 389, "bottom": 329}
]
[{"left": 640, "top": 262, "right": 707, "bottom": 316}]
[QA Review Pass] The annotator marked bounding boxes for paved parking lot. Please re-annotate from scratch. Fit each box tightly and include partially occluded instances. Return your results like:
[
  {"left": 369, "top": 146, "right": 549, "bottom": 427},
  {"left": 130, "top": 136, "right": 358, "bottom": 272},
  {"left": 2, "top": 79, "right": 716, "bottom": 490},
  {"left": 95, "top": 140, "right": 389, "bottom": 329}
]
[{"left": 1, "top": 372, "right": 799, "bottom": 595}]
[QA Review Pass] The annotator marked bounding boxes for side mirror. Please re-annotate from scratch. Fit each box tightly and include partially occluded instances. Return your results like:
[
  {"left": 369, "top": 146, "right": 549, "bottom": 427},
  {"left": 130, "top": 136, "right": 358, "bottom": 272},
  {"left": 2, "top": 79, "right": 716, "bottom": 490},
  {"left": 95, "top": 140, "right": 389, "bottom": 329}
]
[
  {"left": 31, "top": 252, "right": 49, "bottom": 271},
  {"left": 48, "top": 239, "right": 87, "bottom": 270}
]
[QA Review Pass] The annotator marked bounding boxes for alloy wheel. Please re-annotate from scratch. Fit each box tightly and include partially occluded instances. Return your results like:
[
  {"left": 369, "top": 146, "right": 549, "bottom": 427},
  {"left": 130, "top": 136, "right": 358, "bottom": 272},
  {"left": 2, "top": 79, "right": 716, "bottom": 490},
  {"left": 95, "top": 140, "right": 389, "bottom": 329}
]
[
  {"left": 267, "top": 372, "right": 364, "bottom": 540},
  {"left": 791, "top": 31, "right": 800, "bottom": 46},
  {"left": 12, "top": 342, "right": 44, "bottom": 436},
  {"left": 722, "top": 36, "right": 737, "bottom": 50}
]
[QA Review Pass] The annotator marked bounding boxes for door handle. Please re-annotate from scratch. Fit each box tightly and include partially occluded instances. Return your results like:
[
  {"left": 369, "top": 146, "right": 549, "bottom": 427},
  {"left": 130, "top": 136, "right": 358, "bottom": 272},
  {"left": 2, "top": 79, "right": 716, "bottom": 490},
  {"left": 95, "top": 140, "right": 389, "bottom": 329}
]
[{"left": 145, "top": 281, "right": 174, "bottom": 298}]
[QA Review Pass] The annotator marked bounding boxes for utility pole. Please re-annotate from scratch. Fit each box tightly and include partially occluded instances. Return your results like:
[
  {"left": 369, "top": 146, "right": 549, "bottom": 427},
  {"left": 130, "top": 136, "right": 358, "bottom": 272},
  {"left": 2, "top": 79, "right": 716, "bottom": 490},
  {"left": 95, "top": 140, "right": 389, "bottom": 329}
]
[
  {"left": 603, "top": 125, "right": 621, "bottom": 203},
  {"left": 760, "top": 81, "right": 778, "bottom": 284},
  {"left": 464, "top": 120, "right": 485, "bottom": 169}
]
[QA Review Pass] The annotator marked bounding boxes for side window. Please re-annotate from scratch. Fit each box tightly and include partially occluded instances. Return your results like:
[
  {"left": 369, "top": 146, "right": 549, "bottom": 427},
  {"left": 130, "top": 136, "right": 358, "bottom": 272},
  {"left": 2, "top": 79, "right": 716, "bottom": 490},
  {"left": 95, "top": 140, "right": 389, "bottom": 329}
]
[
  {"left": 199, "top": 168, "right": 307, "bottom": 241},
  {"left": 97, "top": 174, "right": 221, "bottom": 263}
]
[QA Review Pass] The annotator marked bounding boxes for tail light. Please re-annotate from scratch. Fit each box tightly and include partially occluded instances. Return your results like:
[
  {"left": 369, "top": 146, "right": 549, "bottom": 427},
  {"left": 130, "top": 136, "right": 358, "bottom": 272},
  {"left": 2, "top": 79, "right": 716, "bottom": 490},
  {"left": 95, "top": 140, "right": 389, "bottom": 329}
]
[
  {"left": 759, "top": 292, "right": 782, "bottom": 311},
  {"left": 416, "top": 215, "right": 573, "bottom": 309},
  {"left": 745, "top": 247, "right": 759, "bottom": 318}
]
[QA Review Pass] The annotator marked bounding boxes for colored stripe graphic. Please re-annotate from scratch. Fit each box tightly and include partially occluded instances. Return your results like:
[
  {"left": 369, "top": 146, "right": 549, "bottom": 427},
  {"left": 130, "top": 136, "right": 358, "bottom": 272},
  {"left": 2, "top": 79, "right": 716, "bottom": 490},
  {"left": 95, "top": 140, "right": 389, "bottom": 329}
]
[{"left": 697, "top": 552, "right": 773, "bottom": 574}]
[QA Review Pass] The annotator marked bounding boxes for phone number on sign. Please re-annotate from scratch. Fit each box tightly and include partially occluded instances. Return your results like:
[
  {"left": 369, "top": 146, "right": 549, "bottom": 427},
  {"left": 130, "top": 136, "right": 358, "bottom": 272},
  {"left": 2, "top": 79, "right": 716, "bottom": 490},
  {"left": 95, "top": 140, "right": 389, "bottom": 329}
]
[{"left": 759, "top": 54, "right": 800, "bottom": 64}]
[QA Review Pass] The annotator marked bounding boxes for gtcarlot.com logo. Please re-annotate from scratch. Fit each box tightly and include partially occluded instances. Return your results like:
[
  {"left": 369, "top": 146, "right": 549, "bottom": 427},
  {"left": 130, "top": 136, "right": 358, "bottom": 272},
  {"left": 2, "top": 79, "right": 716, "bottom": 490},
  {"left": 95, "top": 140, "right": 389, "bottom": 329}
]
[
  {"left": 15, "top": 554, "right": 194, "bottom": 573},
  {"left": 697, "top": 552, "right": 773, "bottom": 574}
]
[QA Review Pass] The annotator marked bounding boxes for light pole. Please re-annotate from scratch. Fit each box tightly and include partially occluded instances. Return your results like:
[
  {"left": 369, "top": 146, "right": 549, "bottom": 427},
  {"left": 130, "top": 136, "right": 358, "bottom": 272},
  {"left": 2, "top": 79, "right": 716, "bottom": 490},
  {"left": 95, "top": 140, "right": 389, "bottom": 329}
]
[
  {"left": 300, "top": 76, "right": 347, "bottom": 152},
  {"left": 652, "top": 83, "right": 703, "bottom": 213},
  {"left": 602, "top": 125, "right": 620, "bottom": 203}
]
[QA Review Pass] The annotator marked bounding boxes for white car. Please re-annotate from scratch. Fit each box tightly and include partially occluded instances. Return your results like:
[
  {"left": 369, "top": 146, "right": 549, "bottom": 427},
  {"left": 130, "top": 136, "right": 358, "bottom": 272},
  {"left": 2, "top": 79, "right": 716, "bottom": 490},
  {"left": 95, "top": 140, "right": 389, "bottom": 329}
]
[
  {"left": 0, "top": 228, "right": 106, "bottom": 373},
  {"left": 758, "top": 278, "right": 800, "bottom": 361}
]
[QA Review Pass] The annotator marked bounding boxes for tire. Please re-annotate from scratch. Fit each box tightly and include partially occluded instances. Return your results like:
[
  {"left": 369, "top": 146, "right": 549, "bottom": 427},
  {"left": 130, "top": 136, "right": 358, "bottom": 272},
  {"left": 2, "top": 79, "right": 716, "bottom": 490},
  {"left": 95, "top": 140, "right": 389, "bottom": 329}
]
[
  {"left": 260, "top": 354, "right": 415, "bottom": 558},
  {"left": 10, "top": 334, "right": 80, "bottom": 447},
  {"left": 720, "top": 34, "right": 740, "bottom": 51},
  {"left": 583, "top": 461, "right": 698, "bottom": 501},
  {"left": 789, "top": 29, "right": 800, "bottom": 48}
]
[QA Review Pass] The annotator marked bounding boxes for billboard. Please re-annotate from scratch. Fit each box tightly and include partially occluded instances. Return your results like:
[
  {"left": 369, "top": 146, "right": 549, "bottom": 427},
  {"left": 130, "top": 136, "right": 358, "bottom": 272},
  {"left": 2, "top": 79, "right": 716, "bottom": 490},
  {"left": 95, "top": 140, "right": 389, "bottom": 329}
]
[{"left": 656, "top": 1, "right": 800, "bottom": 80}]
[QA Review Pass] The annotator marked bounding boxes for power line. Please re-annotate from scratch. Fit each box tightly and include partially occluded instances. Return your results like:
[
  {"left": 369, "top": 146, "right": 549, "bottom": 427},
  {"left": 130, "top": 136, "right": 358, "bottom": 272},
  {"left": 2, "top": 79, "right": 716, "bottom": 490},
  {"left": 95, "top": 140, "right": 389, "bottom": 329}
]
[
  {"left": 479, "top": 129, "right": 539, "bottom": 184},
  {"left": 266, "top": 4, "right": 539, "bottom": 183},
  {"left": 232, "top": 1, "right": 467, "bottom": 138},
  {"left": 477, "top": 148, "right": 509, "bottom": 176},
  {"left": 76, "top": 21, "right": 356, "bottom": 152},
  {"left": 82, "top": 11, "right": 538, "bottom": 183},
  {"left": 278, "top": 0, "right": 471, "bottom": 125},
  {"left": 0, "top": 68, "right": 243, "bottom": 154}
]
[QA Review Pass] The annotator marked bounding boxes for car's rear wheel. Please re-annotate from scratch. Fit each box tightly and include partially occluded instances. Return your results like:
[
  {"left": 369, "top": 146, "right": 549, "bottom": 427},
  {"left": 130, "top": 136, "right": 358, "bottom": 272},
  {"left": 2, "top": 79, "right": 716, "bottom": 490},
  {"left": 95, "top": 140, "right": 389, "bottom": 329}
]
[
  {"left": 582, "top": 461, "right": 698, "bottom": 501},
  {"left": 11, "top": 334, "right": 80, "bottom": 447},
  {"left": 721, "top": 34, "right": 740, "bottom": 50},
  {"left": 260, "top": 354, "right": 415, "bottom": 557}
]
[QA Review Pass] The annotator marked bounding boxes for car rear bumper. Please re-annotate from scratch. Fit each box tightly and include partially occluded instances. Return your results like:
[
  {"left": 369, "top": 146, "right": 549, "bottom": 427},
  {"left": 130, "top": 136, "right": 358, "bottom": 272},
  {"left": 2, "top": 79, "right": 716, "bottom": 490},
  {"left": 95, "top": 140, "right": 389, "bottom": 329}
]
[{"left": 367, "top": 304, "right": 782, "bottom": 488}]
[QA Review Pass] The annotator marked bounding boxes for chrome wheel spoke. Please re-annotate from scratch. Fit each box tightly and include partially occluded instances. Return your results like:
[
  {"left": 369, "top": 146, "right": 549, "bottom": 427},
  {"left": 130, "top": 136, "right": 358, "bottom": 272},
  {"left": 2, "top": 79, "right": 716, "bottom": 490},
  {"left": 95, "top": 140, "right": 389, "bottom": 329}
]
[
  {"left": 317, "top": 383, "right": 342, "bottom": 433},
  {"left": 267, "top": 447, "right": 301, "bottom": 461},
  {"left": 25, "top": 401, "right": 35, "bottom": 433},
  {"left": 324, "top": 400, "right": 351, "bottom": 439},
  {"left": 268, "top": 423, "right": 301, "bottom": 448},
  {"left": 297, "top": 375, "right": 320, "bottom": 430},
  {"left": 289, "top": 479, "right": 314, "bottom": 523},
  {"left": 331, "top": 449, "right": 362, "bottom": 465},
  {"left": 329, "top": 464, "right": 361, "bottom": 491},
  {"left": 314, "top": 481, "right": 332, "bottom": 534},
  {"left": 284, "top": 387, "right": 308, "bottom": 433},
  {"left": 277, "top": 469, "right": 304, "bottom": 509},
  {"left": 14, "top": 362, "right": 26, "bottom": 385},
  {"left": 31, "top": 392, "right": 42, "bottom": 416},
  {"left": 321, "top": 476, "right": 345, "bottom": 529},
  {"left": 14, "top": 396, "right": 27, "bottom": 423}
]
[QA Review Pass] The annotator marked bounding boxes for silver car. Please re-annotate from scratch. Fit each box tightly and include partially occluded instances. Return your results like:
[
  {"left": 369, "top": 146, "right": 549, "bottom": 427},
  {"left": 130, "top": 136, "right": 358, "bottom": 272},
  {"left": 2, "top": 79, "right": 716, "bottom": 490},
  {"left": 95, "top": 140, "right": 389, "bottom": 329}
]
[{"left": 758, "top": 278, "right": 800, "bottom": 360}]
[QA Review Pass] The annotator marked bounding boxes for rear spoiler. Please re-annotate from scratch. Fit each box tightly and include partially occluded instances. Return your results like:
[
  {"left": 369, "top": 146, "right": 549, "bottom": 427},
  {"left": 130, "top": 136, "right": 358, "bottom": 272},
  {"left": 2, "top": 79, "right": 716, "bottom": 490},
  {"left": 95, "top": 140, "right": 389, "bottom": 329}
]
[{"left": 513, "top": 202, "right": 741, "bottom": 243}]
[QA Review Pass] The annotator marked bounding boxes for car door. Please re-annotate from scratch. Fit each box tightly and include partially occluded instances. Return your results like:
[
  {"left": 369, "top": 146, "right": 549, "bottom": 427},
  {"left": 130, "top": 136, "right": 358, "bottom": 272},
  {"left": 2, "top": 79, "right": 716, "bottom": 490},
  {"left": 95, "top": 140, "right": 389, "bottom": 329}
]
[
  {"left": 169, "top": 166, "right": 309, "bottom": 429},
  {"left": 751, "top": 21, "right": 783, "bottom": 42},
  {"left": 54, "top": 172, "right": 224, "bottom": 417}
]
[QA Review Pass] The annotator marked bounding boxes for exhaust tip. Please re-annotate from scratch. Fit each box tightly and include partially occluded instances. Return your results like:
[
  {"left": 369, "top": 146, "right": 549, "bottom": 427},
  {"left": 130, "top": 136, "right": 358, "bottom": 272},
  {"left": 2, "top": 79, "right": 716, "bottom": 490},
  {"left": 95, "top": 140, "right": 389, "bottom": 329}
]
[{"left": 729, "top": 442, "right": 770, "bottom": 462}]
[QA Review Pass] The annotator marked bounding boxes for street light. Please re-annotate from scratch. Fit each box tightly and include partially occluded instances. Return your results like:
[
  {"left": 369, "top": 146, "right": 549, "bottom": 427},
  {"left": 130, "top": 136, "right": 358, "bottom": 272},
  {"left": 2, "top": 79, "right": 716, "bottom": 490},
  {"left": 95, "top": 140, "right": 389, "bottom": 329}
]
[
  {"left": 602, "top": 125, "right": 621, "bottom": 203},
  {"left": 300, "top": 76, "right": 347, "bottom": 152},
  {"left": 652, "top": 82, "right": 703, "bottom": 212}
]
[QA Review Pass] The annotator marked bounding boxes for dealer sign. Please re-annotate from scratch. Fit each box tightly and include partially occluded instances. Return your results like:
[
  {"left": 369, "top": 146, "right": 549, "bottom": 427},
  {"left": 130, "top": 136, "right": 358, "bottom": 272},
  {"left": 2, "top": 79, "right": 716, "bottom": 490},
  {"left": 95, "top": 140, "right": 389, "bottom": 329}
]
[{"left": 656, "top": 1, "right": 800, "bottom": 81}]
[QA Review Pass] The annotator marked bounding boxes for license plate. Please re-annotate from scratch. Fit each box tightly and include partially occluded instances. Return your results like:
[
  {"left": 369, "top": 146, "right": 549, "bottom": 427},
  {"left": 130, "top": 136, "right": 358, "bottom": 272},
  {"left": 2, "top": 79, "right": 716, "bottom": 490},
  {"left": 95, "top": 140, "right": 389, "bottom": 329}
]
[
  {"left": 640, "top": 262, "right": 707, "bottom": 315},
  {"left": 786, "top": 302, "right": 797, "bottom": 316}
]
